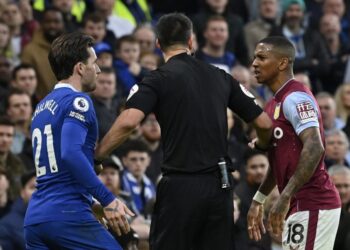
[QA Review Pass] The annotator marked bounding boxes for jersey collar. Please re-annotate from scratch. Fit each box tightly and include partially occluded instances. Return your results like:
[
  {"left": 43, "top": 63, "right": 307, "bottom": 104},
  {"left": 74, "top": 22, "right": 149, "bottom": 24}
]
[
  {"left": 54, "top": 83, "right": 78, "bottom": 92},
  {"left": 274, "top": 78, "right": 294, "bottom": 97}
]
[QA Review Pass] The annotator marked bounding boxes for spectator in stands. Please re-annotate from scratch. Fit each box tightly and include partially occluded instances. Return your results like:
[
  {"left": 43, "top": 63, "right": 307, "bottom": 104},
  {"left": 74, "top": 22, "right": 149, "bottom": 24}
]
[
  {"left": 112, "top": 0, "right": 152, "bottom": 27},
  {"left": 18, "top": 0, "right": 39, "bottom": 45},
  {"left": 5, "top": 89, "right": 32, "bottom": 156},
  {"left": 231, "top": 65, "right": 257, "bottom": 92},
  {"left": 235, "top": 149, "right": 270, "bottom": 249},
  {"left": 2, "top": 1, "right": 24, "bottom": 65},
  {"left": 94, "top": 42, "right": 114, "bottom": 68},
  {"left": 335, "top": 84, "right": 350, "bottom": 124},
  {"left": 329, "top": 165, "right": 350, "bottom": 210},
  {"left": 319, "top": 13, "right": 350, "bottom": 93},
  {"left": 0, "top": 56, "right": 12, "bottom": 114},
  {"left": 94, "top": 0, "right": 134, "bottom": 38},
  {"left": 21, "top": 7, "right": 65, "bottom": 99},
  {"left": 0, "top": 169, "right": 11, "bottom": 219},
  {"left": 52, "top": 0, "right": 79, "bottom": 32},
  {"left": 83, "top": 13, "right": 117, "bottom": 53},
  {"left": 133, "top": 24, "right": 157, "bottom": 55},
  {"left": 0, "top": 21, "right": 15, "bottom": 65},
  {"left": 294, "top": 72, "right": 312, "bottom": 90},
  {"left": 0, "top": 170, "right": 36, "bottom": 250},
  {"left": 328, "top": 165, "right": 350, "bottom": 250},
  {"left": 191, "top": 0, "right": 248, "bottom": 65},
  {"left": 323, "top": 0, "right": 350, "bottom": 44},
  {"left": 195, "top": 15, "right": 236, "bottom": 73},
  {"left": 114, "top": 35, "right": 147, "bottom": 97},
  {"left": 140, "top": 113, "right": 162, "bottom": 185},
  {"left": 120, "top": 139, "right": 156, "bottom": 220},
  {"left": 244, "top": 0, "right": 280, "bottom": 60},
  {"left": 270, "top": 0, "right": 330, "bottom": 92},
  {"left": 316, "top": 91, "right": 345, "bottom": 134},
  {"left": 91, "top": 67, "right": 120, "bottom": 139},
  {"left": 140, "top": 52, "right": 160, "bottom": 71},
  {"left": 0, "top": 116, "right": 25, "bottom": 200},
  {"left": 325, "top": 129, "right": 350, "bottom": 168},
  {"left": 11, "top": 64, "right": 39, "bottom": 110}
]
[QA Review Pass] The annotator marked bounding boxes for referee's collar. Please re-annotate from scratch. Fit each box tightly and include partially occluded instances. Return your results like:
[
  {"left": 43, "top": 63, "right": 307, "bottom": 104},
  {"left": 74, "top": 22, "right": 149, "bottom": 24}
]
[{"left": 54, "top": 83, "right": 78, "bottom": 92}]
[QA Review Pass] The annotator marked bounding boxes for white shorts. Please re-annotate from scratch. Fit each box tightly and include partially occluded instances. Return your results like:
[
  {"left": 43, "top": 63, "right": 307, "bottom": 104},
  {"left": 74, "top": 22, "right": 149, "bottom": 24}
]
[{"left": 282, "top": 208, "right": 340, "bottom": 250}]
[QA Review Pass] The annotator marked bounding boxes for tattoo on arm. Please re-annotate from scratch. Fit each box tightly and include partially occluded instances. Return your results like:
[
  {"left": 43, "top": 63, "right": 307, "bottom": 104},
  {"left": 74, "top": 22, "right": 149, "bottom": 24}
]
[{"left": 281, "top": 127, "right": 324, "bottom": 199}]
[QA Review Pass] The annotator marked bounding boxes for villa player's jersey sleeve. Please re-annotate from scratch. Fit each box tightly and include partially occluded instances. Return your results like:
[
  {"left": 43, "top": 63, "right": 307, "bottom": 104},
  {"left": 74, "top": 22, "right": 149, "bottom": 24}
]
[{"left": 283, "top": 91, "right": 320, "bottom": 135}]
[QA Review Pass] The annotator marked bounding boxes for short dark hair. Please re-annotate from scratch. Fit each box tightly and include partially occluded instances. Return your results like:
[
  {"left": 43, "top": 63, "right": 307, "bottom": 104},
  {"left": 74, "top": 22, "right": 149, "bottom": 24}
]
[
  {"left": 156, "top": 13, "right": 192, "bottom": 51},
  {"left": 21, "top": 170, "right": 36, "bottom": 187},
  {"left": 83, "top": 13, "right": 106, "bottom": 28},
  {"left": 258, "top": 36, "right": 295, "bottom": 63},
  {"left": 5, "top": 88, "right": 31, "bottom": 110},
  {"left": 244, "top": 149, "right": 266, "bottom": 165},
  {"left": 99, "top": 66, "right": 115, "bottom": 74},
  {"left": 122, "top": 139, "right": 151, "bottom": 157},
  {"left": 0, "top": 116, "right": 14, "bottom": 127},
  {"left": 204, "top": 15, "right": 228, "bottom": 31},
  {"left": 12, "top": 63, "right": 36, "bottom": 80},
  {"left": 115, "top": 35, "right": 138, "bottom": 52},
  {"left": 48, "top": 32, "right": 94, "bottom": 81}
]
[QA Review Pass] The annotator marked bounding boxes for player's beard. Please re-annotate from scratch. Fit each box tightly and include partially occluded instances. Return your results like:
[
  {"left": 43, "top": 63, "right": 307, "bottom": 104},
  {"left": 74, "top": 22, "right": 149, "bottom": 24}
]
[{"left": 82, "top": 81, "right": 96, "bottom": 92}]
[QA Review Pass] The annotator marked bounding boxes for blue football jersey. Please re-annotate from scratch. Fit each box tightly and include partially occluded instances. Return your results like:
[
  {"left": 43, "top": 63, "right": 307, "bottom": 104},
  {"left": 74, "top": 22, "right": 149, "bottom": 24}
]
[{"left": 25, "top": 83, "right": 113, "bottom": 226}]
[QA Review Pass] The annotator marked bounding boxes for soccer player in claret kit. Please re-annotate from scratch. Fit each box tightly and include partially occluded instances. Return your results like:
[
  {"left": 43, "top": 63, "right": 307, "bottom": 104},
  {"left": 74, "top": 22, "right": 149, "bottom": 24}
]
[
  {"left": 24, "top": 32, "right": 134, "bottom": 249},
  {"left": 247, "top": 36, "right": 341, "bottom": 250}
]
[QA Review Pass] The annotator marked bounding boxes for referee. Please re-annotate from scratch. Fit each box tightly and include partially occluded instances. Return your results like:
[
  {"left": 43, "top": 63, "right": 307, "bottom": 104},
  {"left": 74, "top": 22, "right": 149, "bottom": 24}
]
[{"left": 96, "top": 13, "right": 272, "bottom": 250}]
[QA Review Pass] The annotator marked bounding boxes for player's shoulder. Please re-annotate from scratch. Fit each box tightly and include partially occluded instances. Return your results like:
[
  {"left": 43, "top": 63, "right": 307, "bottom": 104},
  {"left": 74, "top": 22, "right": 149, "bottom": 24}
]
[{"left": 67, "top": 92, "right": 92, "bottom": 113}]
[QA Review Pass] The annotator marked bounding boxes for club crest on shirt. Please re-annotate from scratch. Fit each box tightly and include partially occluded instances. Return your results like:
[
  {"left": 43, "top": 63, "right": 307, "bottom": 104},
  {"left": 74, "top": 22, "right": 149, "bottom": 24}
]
[
  {"left": 296, "top": 101, "right": 317, "bottom": 124},
  {"left": 274, "top": 103, "right": 281, "bottom": 120},
  {"left": 127, "top": 84, "right": 139, "bottom": 101},
  {"left": 73, "top": 97, "right": 89, "bottom": 112}
]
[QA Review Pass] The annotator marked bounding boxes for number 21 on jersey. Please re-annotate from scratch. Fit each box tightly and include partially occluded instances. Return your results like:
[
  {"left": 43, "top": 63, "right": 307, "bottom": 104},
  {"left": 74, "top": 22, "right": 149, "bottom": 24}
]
[{"left": 32, "top": 124, "right": 58, "bottom": 177}]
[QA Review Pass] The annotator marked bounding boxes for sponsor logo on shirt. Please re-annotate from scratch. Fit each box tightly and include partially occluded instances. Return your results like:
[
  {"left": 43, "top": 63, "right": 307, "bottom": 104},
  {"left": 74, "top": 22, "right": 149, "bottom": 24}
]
[
  {"left": 69, "top": 111, "right": 86, "bottom": 122},
  {"left": 73, "top": 97, "right": 89, "bottom": 112},
  {"left": 296, "top": 101, "right": 317, "bottom": 124}
]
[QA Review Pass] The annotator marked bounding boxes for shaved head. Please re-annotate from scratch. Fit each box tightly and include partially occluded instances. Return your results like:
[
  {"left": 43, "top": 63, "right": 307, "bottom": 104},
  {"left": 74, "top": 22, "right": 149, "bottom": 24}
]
[{"left": 258, "top": 36, "right": 295, "bottom": 64}]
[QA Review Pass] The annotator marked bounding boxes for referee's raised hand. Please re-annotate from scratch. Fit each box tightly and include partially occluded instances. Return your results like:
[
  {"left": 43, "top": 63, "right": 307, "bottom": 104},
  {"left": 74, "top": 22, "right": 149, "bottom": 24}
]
[{"left": 103, "top": 199, "right": 135, "bottom": 236}]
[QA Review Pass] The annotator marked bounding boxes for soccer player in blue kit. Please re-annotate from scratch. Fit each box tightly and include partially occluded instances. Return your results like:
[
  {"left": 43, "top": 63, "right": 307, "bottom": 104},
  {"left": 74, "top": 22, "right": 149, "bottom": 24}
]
[{"left": 24, "top": 32, "right": 134, "bottom": 249}]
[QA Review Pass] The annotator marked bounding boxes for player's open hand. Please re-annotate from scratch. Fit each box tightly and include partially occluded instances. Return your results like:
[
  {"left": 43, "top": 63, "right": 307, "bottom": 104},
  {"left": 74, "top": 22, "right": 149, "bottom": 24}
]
[
  {"left": 247, "top": 200, "right": 266, "bottom": 241},
  {"left": 267, "top": 195, "right": 290, "bottom": 236},
  {"left": 103, "top": 199, "right": 135, "bottom": 236}
]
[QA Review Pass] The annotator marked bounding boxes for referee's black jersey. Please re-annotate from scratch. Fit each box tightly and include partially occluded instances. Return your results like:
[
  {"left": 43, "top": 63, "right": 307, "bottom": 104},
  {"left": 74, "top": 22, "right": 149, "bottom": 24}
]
[{"left": 126, "top": 53, "right": 262, "bottom": 173}]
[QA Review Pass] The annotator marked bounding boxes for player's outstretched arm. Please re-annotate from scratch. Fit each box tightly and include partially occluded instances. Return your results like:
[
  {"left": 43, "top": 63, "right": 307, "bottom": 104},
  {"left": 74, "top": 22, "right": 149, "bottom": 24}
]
[
  {"left": 96, "top": 108, "right": 145, "bottom": 160},
  {"left": 268, "top": 127, "right": 324, "bottom": 235},
  {"left": 248, "top": 165, "right": 276, "bottom": 241}
]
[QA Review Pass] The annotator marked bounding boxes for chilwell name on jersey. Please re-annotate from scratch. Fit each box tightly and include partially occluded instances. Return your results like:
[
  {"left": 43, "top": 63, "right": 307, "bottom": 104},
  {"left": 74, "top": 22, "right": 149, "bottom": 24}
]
[{"left": 32, "top": 99, "right": 59, "bottom": 120}]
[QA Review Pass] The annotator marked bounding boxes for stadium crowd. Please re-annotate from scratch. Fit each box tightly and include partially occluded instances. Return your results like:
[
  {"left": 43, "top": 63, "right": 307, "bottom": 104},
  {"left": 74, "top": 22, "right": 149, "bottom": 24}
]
[{"left": 0, "top": 0, "right": 350, "bottom": 249}]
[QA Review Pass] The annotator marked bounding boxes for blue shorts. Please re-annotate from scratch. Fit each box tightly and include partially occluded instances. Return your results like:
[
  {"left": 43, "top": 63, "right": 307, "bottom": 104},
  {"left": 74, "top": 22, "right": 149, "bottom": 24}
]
[{"left": 24, "top": 220, "right": 122, "bottom": 250}]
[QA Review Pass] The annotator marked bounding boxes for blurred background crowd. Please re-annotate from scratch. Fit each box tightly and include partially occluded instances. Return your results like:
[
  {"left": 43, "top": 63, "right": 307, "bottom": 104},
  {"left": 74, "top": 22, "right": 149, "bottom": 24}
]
[{"left": 0, "top": 0, "right": 350, "bottom": 249}]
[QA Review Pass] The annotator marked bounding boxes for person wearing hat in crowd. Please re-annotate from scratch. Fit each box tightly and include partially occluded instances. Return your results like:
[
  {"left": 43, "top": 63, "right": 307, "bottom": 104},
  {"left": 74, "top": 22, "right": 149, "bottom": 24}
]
[
  {"left": 0, "top": 171, "right": 36, "bottom": 250},
  {"left": 94, "top": 42, "right": 114, "bottom": 68}
]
